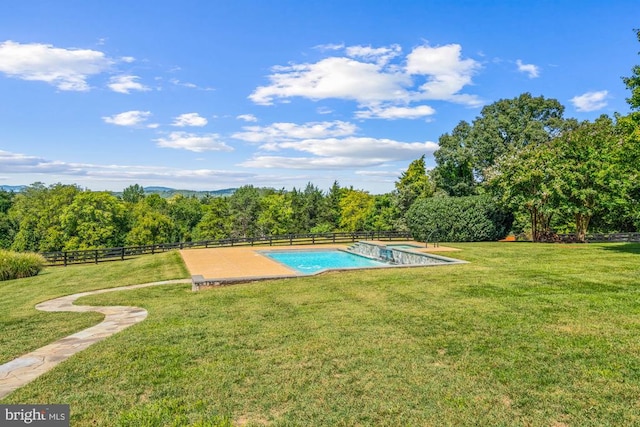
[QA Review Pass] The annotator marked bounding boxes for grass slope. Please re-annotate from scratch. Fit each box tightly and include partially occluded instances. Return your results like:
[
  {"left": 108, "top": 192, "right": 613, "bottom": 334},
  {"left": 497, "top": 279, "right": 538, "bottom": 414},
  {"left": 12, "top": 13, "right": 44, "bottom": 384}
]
[
  {"left": 0, "top": 251, "right": 188, "bottom": 365},
  {"left": 3, "top": 243, "right": 640, "bottom": 426}
]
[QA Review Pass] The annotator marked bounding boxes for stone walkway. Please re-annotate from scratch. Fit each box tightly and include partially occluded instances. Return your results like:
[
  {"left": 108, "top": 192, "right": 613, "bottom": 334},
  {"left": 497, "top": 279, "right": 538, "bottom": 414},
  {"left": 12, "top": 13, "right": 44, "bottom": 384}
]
[{"left": 0, "top": 278, "right": 191, "bottom": 400}]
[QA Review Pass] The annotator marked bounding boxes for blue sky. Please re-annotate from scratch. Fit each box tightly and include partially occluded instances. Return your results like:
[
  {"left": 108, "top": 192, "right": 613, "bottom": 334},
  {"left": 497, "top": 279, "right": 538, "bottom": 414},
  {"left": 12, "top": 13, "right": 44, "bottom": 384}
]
[{"left": 0, "top": 0, "right": 638, "bottom": 194}]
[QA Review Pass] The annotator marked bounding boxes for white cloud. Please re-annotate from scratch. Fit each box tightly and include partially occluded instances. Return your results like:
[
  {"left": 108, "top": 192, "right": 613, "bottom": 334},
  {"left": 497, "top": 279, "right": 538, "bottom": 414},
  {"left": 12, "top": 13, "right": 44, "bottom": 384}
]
[
  {"left": 169, "top": 78, "right": 215, "bottom": 91},
  {"left": 406, "top": 44, "right": 482, "bottom": 104},
  {"left": 355, "top": 104, "right": 436, "bottom": 120},
  {"left": 0, "top": 150, "right": 252, "bottom": 183},
  {"left": 154, "top": 132, "right": 232, "bottom": 152},
  {"left": 314, "top": 43, "right": 345, "bottom": 51},
  {"left": 233, "top": 120, "right": 357, "bottom": 143},
  {"left": 240, "top": 137, "right": 437, "bottom": 169},
  {"left": 237, "top": 114, "right": 258, "bottom": 122},
  {"left": 273, "top": 137, "right": 436, "bottom": 159},
  {"left": 317, "top": 106, "right": 333, "bottom": 115},
  {"left": 570, "top": 90, "right": 609, "bottom": 112},
  {"left": 103, "top": 110, "right": 152, "bottom": 127},
  {"left": 250, "top": 56, "right": 411, "bottom": 106},
  {"left": 240, "top": 155, "right": 385, "bottom": 169},
  {"left": 0, "top": 40, "right": 112, "bottom": 91},
  {"left": 171, "top": 113, "right": 208, "bottom": 127},
  {"left": 249, "top": 42, "right": 481, "bottom": 111},
  {"left": 345, "top": 44, "right": 401, "bottom": 65},
  {"left": 108, "top": 75, "right": 150, "bottom": 94},
  {"left": 516, "top": 59, "right": 540, "bottom": 78},
  {"left": 120, "top": 56, "right": 136, "bottom": 63}
]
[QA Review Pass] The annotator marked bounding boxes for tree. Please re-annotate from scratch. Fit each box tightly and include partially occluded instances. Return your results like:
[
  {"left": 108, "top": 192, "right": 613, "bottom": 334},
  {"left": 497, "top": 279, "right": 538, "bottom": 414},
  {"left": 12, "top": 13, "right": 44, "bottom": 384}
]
[
  {"left": 395, "top": 155, "right": 434, "bottom": 214},
  {"left": 257, "top": 192, "right": 293, "bottom": 235},
  {"left": 622, "top": 28, "right": 640, "bottom": 110},
  {"left": 228, "top": 185, "right": 262, "bottom": 238},
  {"left": 318, "top": 181, "right": 343, "bottom": 231},
  {"left": 432, "top": 121, "right": 477, "bottom": 196},
  {"left": 486, "top": 144, "right": 558, "bottom": 241},
  {"left": 433, "top": 93, "right": 565, "bottom": 191},
  {"left": 193, "top": 197, "right": 232, "bottom": 240},
  {"left": 365, "top": 194, "right": 398, "bottom": 231},
  {"left": 9, "top": 183, "right": 81, "bottom": 252},
  {"left": 289, "top": 183, "right": 327, "bottom": 233},
  {"left": 612, "top": 112, "right": 640, "bottom": 230},
  {"left": 126, "top": 203, "right": 175, "bottom": 246},
  {"left": 61, "top": 191, "right": 128, "bottom": 249},
  {"left": 0, "top": 190, "right": 16, "bottom": 249},
  {"left": 549, "top": 116, "right": 619, "bottom": 241},
  {"left": 339, "top": 189, "right": 374, "bottom": 232},
  {"left": 168, "top": 194, "right": 204, "bottom": 242},
  {"left": 122, "top": 184, "right": 145, "bottom": 204}
]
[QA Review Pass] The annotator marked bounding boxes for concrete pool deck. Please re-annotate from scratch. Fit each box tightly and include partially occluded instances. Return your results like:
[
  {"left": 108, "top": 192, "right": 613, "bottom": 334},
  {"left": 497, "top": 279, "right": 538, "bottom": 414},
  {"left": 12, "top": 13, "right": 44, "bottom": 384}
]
[{"left": 179, "top": 241, "right": 460, "bottom": 281}]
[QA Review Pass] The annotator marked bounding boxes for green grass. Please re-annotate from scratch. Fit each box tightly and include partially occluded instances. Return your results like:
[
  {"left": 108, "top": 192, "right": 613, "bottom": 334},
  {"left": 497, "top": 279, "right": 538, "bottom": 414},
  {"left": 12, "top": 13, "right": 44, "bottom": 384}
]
[
  {"left": 0, "top": 251, "right": 188, "bottom": 365},
  {"left": 3, "top": 243, "right": 640, "bottom": 426}
]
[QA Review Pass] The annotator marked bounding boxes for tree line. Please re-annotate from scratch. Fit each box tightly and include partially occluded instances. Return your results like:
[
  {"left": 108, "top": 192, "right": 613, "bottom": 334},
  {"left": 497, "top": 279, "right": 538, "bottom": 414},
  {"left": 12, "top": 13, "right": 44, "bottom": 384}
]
[
  {"left": 429, "top": 29, "right": 640, "bottom": 242},
  {"left": 0, "top": 174, "right": 429, "bottom": 252}
]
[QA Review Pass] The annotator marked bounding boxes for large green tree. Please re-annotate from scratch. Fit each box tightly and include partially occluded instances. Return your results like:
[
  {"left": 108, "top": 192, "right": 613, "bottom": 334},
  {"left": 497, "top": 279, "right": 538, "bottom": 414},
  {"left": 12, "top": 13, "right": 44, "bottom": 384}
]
[
  {"left": 61, "top": 191, "right": 128, "bottom": 250},
  {"left": 228, "top": 185, "right": 263, "bottom": 238},
  {"left": 9, "top": 183, "right": 82, "bottom": 252},
  {"left": 339, "top": 189, "right": 374, "bottom": 232},
  {"left": 168, "top": 194, "right": 204, "bottom": 242},
  {"left": 433, "top": 93, "right": 565, "bottom": 193},
  {"left": 0, "top": 190, "right": 16, "bottom": 249},
  {"left": 432, "top": 121, "right": 476, "bottom": 196},
  {"left": 394, "top": 155, "right": 434, "bottom": 213},
  {"left": 622, "top": 28, "right": 640, "bottom": 110},
  {"left": 122, "top": 184, "right": 145, "bottom": 204},
  {"left": 193, "top": 197, "right": 232, "bottom": 241},
  {"left": 486, "top": 143, "right": 558, "bottom": 241},
  {"left": 549, "top": 116, "right": 619, "bottom": 241},
  {"left": 126, "top": 203, "right": 175, "bottom": 246},
  {"left": 257, "top": 192, "right": 293, "bottom": 236}
]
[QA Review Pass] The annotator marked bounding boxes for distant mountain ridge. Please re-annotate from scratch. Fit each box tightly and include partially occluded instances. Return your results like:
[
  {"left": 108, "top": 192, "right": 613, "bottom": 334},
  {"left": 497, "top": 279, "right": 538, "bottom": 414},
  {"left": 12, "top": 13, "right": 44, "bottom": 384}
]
[
  {"left": 0, "top": 185, "right": 237, "bottom": 198},
  {"left": 140, "top": 187, "right": 237, "bottom": 198},
  {"left": 0, "top": 185, "right": 26, "bottom": 192}
]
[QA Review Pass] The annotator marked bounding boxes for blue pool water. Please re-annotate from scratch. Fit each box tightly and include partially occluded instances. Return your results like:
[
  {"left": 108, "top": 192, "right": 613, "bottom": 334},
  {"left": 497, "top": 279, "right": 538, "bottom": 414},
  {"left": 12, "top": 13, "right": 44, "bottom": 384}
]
[
  {"left": 387, "top": 244, "right": 421, "bottom": 249},
  {"left": 264, "top": 250, "right": 388, "bottom": 274}
]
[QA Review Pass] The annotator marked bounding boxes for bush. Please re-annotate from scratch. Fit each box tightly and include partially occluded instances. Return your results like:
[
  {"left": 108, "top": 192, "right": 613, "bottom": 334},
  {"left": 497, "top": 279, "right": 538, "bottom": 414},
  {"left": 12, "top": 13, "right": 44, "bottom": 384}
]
[
  {"left": 0, "top": 250, "right": 46, "bottom": 281},
  {"left": 406, "top": 195, "right": 513, "bottom": 242}
]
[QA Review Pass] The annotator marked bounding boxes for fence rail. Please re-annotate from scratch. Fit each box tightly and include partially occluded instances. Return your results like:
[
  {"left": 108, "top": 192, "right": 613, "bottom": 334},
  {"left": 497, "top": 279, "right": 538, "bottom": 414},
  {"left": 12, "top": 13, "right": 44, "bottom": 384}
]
[
  {"left": 553, "top": 232, "right": 640, "bottom": 243},
  {"left": 584, "top": 232, "right": 640, "bottom": 243},
  {"left": 41, "top": 230, "right": 413, "bottom": 266}
]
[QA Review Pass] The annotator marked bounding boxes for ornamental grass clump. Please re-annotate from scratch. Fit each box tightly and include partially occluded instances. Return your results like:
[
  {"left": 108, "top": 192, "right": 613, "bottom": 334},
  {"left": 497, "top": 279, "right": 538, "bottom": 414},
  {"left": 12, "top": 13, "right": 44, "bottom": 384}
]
[{"left": 0, "top": 250, "right": 46, "bottom": 281}]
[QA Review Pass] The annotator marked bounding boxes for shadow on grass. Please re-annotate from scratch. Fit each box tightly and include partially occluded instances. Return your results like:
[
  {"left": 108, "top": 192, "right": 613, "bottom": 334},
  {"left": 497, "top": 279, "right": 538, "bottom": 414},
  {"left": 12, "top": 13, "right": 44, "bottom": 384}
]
[{"left": 598, "top": 242, "right": 640, "bottom": 255}]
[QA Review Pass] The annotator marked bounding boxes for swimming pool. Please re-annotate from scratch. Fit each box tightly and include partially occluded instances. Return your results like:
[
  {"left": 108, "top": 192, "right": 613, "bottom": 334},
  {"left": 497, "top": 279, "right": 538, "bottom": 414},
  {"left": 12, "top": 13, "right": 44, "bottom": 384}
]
[
  {"left": 263, "top": 250, "right": 388, "bottom": 274},
  {"left": 387, "top": 244, "right": 422, "bottom": 250}
]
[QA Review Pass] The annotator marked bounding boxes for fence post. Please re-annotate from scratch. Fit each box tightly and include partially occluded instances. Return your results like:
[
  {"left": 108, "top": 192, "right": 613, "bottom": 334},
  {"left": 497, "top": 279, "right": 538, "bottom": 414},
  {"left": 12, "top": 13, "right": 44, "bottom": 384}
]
[
  {"left": 95, "top": 250, "right": 98, "bottom": 264},
  {"left": 64, "top": 252, "right": 68, "bottom": 267},
  {"left": 121, "top": 247, "right": 125, "bottom": 261}
]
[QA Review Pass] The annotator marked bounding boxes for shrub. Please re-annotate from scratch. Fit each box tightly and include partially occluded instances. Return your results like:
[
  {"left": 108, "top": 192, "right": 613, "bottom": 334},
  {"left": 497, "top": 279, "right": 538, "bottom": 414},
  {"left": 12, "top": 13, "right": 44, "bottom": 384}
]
[
  {"left": 0, "top": 250, "right": 46, "bottom": 281},
  {"left": 406, "top": 195, "right": 513, "bottom": 242}
]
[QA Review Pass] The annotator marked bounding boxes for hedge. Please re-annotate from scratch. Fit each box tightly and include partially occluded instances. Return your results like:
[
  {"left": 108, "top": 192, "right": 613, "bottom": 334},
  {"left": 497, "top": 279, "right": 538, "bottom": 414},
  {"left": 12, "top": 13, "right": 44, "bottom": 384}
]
[{"left": 406, "top": 195, "right": 513, "bottom": 242}]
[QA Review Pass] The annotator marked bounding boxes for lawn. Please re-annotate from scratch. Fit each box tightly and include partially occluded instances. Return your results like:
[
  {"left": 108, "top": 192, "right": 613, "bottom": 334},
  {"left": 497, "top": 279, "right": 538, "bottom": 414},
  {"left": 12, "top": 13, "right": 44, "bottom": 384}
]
[{"left": 2, "top": 243, "right": 640, "bottom": 426}]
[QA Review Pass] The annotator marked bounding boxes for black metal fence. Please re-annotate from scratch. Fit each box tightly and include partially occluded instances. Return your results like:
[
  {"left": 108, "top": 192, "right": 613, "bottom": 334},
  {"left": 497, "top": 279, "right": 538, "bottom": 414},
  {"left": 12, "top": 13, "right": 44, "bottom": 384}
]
[{"left": 41, "top": 230, "right": 413, "bottom": 266}]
